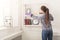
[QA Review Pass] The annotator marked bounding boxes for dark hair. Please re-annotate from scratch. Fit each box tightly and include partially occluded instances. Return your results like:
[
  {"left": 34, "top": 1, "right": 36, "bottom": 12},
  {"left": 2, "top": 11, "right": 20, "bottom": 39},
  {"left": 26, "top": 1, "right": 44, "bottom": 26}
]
[
  {"left": 41, "top": 6, "right": 47, "bottom": 13},
  {"left": 41, "top": 6, "right": 49, "bottom": 25}
]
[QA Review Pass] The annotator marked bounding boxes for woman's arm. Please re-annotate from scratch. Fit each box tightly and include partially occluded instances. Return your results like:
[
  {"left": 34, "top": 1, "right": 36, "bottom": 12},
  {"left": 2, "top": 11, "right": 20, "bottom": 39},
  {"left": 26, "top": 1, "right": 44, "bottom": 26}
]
[{"left": 31, "top": 14, "right": 38, "bottom": 19}]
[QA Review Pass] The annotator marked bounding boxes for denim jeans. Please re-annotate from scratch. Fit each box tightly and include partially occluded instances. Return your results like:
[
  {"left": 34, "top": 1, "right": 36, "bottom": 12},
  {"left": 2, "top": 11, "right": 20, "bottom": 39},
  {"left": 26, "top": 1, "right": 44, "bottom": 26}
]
[{"left": 42, "top": 30, "right": 53, "bottom": 40}]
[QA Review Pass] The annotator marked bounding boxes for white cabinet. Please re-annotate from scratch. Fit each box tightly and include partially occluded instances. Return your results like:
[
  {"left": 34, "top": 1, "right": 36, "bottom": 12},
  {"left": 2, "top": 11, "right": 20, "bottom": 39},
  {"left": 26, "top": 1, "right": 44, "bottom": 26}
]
[
  {"left": 22, "top": 26, "right": 42, "bottom": 40},
  {"left": 22, "top": 26, "right": 60, "bottom": 40},
  {"left": 12, "top": 35, "right": 22, "bottom": 40}
]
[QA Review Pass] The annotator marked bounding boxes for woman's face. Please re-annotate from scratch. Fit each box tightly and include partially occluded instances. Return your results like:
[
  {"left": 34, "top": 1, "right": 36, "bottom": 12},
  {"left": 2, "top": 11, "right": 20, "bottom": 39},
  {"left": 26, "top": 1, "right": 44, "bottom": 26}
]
[{"left": 39, "top": 9, "right": 45, "bottom": 14}]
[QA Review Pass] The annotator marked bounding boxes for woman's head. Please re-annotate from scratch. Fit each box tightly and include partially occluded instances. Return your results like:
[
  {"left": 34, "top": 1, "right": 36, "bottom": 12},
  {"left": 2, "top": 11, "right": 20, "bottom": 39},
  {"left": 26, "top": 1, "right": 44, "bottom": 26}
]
[
  {"left": 41, "top": 5, "right": 49, "bottom": 25},
  {"left": 41, "top": 6, "right": 47, "bottom": 13}
]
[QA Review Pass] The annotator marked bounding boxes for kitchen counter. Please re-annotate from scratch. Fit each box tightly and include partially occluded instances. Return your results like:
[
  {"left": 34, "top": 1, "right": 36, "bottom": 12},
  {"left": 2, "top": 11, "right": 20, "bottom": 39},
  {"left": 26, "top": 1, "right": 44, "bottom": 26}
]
[
  {"left": 22, "top": 26, "right": 60, "bottom": 40},
  {"left": 0, "top": 27, "right": 22, "bottom": 40},
  {"left": 23, "top": 26, "right": 60, "bottom": 36}
]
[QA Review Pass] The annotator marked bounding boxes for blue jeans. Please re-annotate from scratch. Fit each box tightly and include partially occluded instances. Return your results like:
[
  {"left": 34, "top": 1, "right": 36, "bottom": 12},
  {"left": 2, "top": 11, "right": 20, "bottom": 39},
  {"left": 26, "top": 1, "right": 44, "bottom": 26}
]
[{"left": 42, "top": 30, "right": 53, "bottom": 40}]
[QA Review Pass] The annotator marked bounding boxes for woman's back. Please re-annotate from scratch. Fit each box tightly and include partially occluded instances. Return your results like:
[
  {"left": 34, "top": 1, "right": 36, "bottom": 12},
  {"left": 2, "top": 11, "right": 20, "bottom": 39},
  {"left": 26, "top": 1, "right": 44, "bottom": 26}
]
[{"left": 40, "top": 14, "right": 53, "bottom": 30}]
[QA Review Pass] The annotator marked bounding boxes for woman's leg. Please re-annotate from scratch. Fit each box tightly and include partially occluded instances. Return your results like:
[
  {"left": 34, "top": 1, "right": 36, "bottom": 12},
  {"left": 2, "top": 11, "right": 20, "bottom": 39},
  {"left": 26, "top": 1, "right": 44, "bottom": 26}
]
[
  {"left": 42, "top": 30, "right": 48, "bottom": 40},
  {"left": 48, "top": 30, "right": 53, "bottom": 40}
]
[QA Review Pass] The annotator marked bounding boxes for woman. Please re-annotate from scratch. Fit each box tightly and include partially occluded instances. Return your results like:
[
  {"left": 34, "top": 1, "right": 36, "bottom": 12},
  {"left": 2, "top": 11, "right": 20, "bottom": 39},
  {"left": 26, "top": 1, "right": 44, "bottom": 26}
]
[
  {"left": 40, "top": 6, "right": 54, "bottom": 40},
  {"left": 31, "top": 5, "right": 53, "bottom": 40}
]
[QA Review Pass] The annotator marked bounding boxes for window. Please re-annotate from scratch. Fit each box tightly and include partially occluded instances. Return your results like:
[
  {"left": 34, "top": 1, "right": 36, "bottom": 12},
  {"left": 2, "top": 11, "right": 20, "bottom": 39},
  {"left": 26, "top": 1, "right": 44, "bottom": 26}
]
[{"left": 0, "top": 0, "right": 10, "bottom": 26}]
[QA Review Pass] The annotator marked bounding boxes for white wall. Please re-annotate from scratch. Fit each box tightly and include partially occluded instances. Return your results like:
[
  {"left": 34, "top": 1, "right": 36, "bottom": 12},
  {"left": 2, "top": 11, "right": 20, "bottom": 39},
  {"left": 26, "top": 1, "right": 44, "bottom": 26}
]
[
  {"left": 0, "top": 0, "right": 10, "bottom": 27},
  {"left": 18, "top": 0, "right": 23, "bottom": 28},
  {"left": 0, "top": 0, "right": 22, "bottom": 28},
  {"left": 11, "top": 0, "right": 22, "bottom": 28},
  {"left": 4, "top": 0, "right": 22, "bottom": 27},
  {"left": 10, "top": 0, "right": 19, "bottom": 27}
]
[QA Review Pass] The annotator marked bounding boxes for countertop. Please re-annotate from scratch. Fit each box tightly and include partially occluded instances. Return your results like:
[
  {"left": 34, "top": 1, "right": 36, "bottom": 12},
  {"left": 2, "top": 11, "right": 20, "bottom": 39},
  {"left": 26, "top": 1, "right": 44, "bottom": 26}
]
[
  {"left": 23, "top": 26, "right": 60, "bottom": 36},
  {"left": 0, "top": 27, "right": 22, "bottom": 40},
  {"left": 0, "top": 26, "right": 60, "bottom": 40}
]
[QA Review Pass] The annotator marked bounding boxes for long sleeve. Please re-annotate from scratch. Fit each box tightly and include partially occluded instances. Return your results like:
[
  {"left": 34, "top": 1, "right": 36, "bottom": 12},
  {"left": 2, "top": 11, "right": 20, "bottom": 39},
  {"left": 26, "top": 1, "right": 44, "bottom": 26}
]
[{"left": 31, "top": 14, "right": 38, "bottom": 19}]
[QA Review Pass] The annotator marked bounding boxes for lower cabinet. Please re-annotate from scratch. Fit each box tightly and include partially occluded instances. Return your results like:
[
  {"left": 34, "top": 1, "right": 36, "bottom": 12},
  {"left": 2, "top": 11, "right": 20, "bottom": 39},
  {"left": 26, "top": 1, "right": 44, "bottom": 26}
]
[{"left": 12, "top": 35, "right": 22, "bottom": 40}]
